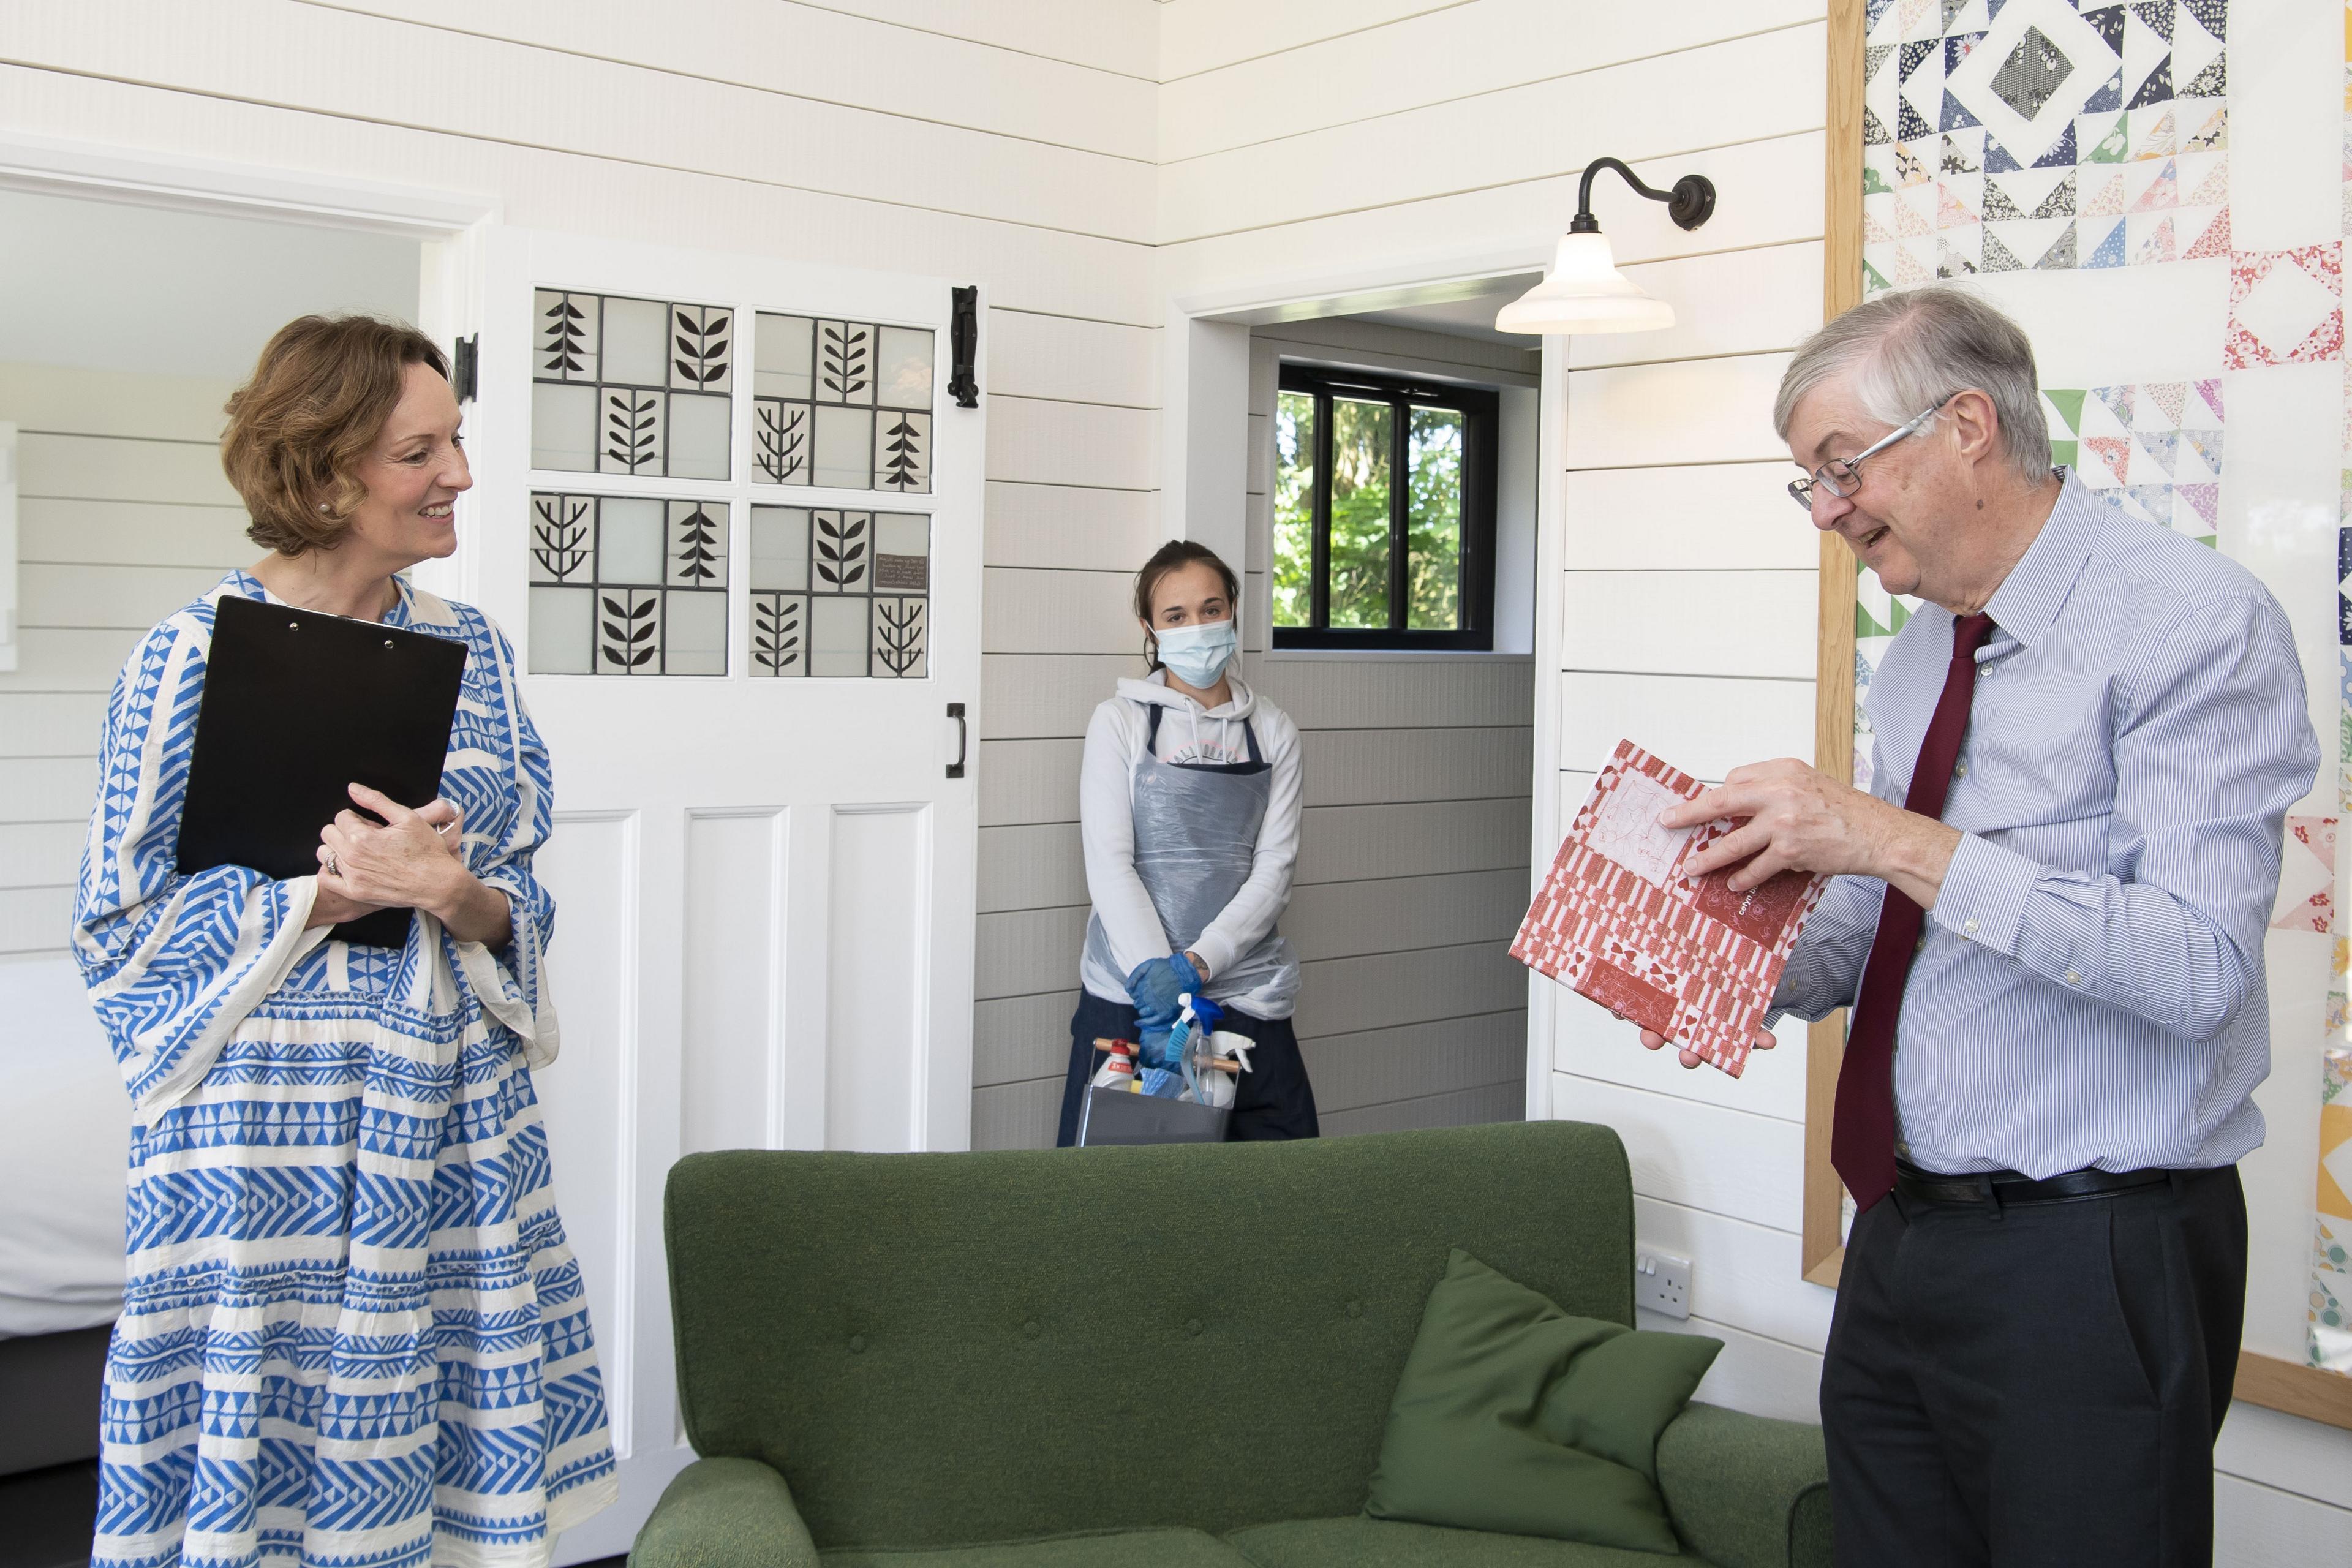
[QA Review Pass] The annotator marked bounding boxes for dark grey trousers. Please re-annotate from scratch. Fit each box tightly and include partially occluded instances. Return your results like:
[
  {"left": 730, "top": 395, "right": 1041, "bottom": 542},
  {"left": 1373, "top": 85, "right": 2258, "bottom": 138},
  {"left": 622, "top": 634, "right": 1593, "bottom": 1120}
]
[{"left": 1822, "top": 1165, "right": 2245, "bottom": 1567}]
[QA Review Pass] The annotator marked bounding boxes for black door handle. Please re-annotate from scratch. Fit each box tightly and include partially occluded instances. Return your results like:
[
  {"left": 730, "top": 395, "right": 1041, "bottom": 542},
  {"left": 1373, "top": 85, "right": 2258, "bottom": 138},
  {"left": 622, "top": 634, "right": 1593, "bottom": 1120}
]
[{"left": 946, "top": 702, "right": 967, "bottom": 779}]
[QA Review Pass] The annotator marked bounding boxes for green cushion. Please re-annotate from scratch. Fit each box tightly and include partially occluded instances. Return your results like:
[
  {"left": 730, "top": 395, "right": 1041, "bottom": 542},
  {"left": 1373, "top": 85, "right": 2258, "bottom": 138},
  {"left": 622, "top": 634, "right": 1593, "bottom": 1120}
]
[
  {"left": 666, "top": 1122, "right": 1636, "bottom": 1547},
  {"left": 1224, "top": 1518, "right": 1706, "bottom": 1567},
  {"left": 820, "top": 1528, "right": 1254, "bottom": 1567},
  {"left": 1365, "top": 1251, "right": 1721, "bottom": 1555}
]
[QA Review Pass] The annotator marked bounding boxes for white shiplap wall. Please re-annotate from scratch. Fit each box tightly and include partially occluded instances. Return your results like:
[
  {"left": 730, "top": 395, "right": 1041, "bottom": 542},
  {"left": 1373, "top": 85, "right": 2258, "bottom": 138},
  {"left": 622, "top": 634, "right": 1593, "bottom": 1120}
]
[
  {"left": 1152, "top": 0, "right": 2352, "bottom": 1551},
  {"left": 0, "top": 363, "right": 252, "bottom": 958}
]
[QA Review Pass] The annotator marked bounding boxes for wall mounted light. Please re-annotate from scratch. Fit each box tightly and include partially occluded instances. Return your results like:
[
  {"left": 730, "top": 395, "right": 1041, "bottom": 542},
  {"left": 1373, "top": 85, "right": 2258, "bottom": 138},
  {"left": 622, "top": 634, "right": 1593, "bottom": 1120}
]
[{"left": 1496, "top": 158, "right": 1715, "bottom": 335}]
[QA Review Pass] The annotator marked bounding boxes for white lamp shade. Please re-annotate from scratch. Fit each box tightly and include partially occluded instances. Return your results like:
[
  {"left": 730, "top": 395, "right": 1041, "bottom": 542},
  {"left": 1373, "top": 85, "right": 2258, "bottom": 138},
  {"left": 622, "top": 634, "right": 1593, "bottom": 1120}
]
[{"left": 1494, "top": 231, "right": 1675, "bottom": 335}]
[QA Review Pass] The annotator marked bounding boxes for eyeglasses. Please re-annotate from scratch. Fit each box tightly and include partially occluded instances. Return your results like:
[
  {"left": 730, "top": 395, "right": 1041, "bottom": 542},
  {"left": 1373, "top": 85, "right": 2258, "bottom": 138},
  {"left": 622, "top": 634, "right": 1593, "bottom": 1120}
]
[{"left": 1786, "top": 394, "right": 1956, "bottom": 511}]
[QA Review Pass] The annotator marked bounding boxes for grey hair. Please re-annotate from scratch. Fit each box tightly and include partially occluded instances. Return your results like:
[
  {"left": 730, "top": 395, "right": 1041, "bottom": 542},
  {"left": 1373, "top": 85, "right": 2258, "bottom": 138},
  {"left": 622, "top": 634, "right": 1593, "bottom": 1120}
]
[{"left": 1772, "top": 286, "right": 2051, "bottom": 488}]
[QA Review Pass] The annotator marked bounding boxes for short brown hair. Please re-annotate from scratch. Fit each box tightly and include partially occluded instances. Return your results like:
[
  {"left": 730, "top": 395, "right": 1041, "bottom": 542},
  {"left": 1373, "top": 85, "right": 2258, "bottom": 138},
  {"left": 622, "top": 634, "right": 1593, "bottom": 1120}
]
[
  {"left": 1133, "top": 539, "right": 1241, "bottom": 671},
  {"left": 222, "top": 315, "right": 451, "bottom": 555}
]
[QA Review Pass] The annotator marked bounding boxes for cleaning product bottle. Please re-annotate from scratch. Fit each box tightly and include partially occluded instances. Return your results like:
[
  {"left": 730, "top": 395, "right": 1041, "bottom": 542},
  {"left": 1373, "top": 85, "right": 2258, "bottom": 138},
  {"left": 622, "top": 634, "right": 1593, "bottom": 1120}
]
[{"left": 1088, "top": 1038, "right": 1138, "bottom": 1090}]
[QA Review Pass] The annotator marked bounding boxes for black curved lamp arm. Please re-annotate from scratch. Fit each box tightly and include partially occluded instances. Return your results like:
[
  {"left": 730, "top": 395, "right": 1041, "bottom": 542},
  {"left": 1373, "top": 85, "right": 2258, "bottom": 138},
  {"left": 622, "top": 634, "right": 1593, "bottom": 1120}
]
[{"left": 1570, "top": 157, "right": 1716, "bottom": 233}]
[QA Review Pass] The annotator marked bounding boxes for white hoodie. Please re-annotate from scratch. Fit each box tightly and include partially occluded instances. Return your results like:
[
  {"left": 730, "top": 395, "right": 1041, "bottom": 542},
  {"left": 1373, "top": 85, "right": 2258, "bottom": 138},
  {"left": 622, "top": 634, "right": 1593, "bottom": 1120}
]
[{"left": 1077, "top": 669, "right": 1303, "bottom": 1018}]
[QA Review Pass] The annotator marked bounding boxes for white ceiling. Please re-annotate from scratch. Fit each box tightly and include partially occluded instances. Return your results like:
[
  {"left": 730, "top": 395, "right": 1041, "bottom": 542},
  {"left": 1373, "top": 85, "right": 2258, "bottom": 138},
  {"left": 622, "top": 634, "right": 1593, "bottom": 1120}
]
[
  {"left": 0, "top": 187, "right": 420, "bottom": 381},
  {"left": 1351, "top": 273, "right": 1541, "bottom": 346}
]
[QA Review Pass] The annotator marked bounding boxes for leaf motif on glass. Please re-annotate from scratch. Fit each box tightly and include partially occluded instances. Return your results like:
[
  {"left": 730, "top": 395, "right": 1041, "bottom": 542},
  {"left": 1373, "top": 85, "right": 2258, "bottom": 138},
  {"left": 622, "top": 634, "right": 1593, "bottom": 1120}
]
[
  {"left": 598, "top": 590, "right": 659, "bottom": 668},
  {"left": 815, "top": 511, "right": 869, "bottom": 588},
  {"left": 605, "top": 392, "right": 659, "bottom": 470},
  {"left": 757, "top": 399, "right": 809, "bottom": 483},
  {"left": 532, "top": 494, "right": 590, "bottom": 581},
  {"left": 873, "top": 598, "right": 925, "bottom": 676},
  {"left": 673, "top": 306, "right": 732, "bottom": 386},
  {"left": 673, "top": 506, "right": 722, "bottom": 584},
  {"left": 541, "top": 295, "right": 591, "bottom": 377},
  {"left": 879, "top": 412, "right": 924, "bottom": 491},
  {"left": 754, "top": 594, "right": 804, "bottom": 674},
  {"left": 821, "top": 323, "right": 871, "bottom": 401}
]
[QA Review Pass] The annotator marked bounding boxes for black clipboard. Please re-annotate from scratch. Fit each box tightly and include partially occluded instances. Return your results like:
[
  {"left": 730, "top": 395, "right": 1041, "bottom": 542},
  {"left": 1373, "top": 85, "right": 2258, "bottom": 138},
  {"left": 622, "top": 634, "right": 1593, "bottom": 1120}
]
[{"left": 175, "top": 593, "right": 469, "bottom": 947}]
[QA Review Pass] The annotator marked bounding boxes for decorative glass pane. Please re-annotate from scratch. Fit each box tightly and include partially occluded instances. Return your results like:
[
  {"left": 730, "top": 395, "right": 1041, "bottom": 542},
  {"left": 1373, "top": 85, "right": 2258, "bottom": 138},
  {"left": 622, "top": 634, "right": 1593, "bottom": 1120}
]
[
  {"left": 755, "top": 399, "right": 811, "bottom": 484},
  {"left": 875, "top": 410, "right": 930, "bottom": 492},
  {"left": 755, "top": 314, "right": 813, "bottom": 400},
  {"left": 662, "top": 588, "right": 726, "bottom": 676},
  {"left": 534, "top": 290, "right": 733, "bottom": 479},
  {"left": 810, "top": 595, "right": 868, "bottom": 677},
  {"left": 527, "top": 586, "right": 594, "bottom": 674},
  {"left": 1328, "top": 396, "right": 1393, "bottom": 630},
  {"left": 875, "top": 327, "right": 933, "bottom": 407},
  {"left": 816, "top": 320, "right": 875, "bottom": 404},
  {"left": 1407, "top": 406, "right": 1464, "bottom": 631},
  {"left": 750, "top": 506, "right": 810, "bottom": 590},
  {"left": 669, "top": 305, "right": 733, "bottom": 393},
  {"left": 667, "top": 500, "right": 726, "bottom": 588},
  {"left": 752, "top": 592, "right": 807, "bottom": 676},
  {"left": 535, "top": 290, "right": 598, "bottom": 381},
  {"left": 529, "top": 494, "right": 592, "bottom": 583},
  {"left": 530, "top": 491, "right": 730, "bottom": 675},
  {"left": 1273, "top": 391, "right": 1316, "bottom": 628},
  {"left": 595, "top": 587, "right": 662, "bottom": 673},
  {"left": 600, "top": 296, "right": 668, "bottom": 385},
  {"left": 599, "top": 387, "right": 665, "bottom": 474},
  {"left": 666, "top": 391, "right": 730, "bottom": 480},
  {"left": 753, "top": 311, "right": 932, "bottom": 494},
  {"left": 871, "top": 598, "right": 927, "bottom": 677},
  {"left": 873, "top": 512, "right": 929, "bottom": 591},
  {"left": 812, "top": 510, "right": 870, "bottom": 592},
  {"left": 813, "top": 405, "right": 874, "bottom": 489},
  {"left": 597, "top": 497, "right": 665, "bottom": 584},
  {"left": 531, "top": 381, "right": 597, "bottom": 472}
]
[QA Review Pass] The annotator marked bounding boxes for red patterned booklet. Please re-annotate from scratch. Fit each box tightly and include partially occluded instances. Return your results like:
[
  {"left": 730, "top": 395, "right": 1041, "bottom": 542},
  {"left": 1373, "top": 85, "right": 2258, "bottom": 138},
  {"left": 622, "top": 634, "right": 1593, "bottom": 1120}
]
[{"left": 1511, "top": 740, "right": 1830, "bottom": 1078}]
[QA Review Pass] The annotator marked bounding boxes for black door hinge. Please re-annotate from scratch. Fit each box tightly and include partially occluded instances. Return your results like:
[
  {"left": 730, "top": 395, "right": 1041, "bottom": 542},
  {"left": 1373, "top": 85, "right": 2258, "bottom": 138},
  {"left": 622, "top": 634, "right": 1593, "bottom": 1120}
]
[
  {"left": 451, "top": 334, "right": 480, "bottom": 404},
  {"left": 948, "top": 287, "right": 979, "bottom": 409}
]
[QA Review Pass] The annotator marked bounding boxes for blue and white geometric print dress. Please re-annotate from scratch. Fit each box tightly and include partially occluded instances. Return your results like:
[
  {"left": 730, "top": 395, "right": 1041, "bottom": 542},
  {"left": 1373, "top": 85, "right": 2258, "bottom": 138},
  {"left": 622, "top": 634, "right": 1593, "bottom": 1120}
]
[{"left": 74, "top": 570, "right": 617, "bottom": 1568}]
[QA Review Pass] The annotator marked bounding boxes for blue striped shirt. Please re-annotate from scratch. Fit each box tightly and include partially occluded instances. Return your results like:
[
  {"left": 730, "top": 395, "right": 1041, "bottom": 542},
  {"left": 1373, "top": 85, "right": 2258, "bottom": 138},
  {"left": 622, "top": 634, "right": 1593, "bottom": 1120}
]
[{"left": 1773, "top": 475, "right": 2321, "bottom": 1179}]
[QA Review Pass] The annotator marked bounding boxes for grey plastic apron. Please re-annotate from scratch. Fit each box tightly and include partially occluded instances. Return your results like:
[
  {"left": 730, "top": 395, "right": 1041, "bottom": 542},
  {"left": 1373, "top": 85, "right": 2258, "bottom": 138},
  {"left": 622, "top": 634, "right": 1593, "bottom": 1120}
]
[{"left": 1081, "top": 702, "right": 1300, "bottom": 1017}]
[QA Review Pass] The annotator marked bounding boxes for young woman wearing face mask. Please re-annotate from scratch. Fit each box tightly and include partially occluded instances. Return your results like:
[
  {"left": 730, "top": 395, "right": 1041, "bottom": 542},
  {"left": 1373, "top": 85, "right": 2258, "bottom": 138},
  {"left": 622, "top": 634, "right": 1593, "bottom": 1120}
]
[{"left": 1055, "top": 540, "right": 1317, "bottom": 1144}]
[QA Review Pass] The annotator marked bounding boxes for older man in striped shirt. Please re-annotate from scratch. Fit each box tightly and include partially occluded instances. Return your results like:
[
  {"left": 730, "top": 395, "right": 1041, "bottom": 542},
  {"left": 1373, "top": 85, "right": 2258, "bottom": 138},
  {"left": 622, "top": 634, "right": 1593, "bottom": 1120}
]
[{"left": 1644, "top": 287, "right": 2318, "bottom": 1567}]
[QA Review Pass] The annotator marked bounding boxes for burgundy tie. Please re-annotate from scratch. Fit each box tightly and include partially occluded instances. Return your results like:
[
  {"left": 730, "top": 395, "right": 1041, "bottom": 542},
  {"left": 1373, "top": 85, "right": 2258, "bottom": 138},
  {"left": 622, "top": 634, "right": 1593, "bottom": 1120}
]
[{"left": 1832, "top": 611, "right": 1997, "bottom": 1215}]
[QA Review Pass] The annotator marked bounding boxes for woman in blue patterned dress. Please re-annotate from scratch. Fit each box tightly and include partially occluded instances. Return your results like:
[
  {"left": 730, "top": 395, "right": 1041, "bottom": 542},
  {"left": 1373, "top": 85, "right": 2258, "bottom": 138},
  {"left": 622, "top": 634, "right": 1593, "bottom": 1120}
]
[{"left": 74, "top": 315, "right": 616, "bottom": 1568}]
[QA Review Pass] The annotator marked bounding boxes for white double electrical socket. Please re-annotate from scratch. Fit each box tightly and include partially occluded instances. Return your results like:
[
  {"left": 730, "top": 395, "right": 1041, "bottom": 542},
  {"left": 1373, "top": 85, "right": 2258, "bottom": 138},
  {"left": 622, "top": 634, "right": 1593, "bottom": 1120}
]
[{"left": 1634, "top": 1246, "right": 1691, "bottom": 1320}]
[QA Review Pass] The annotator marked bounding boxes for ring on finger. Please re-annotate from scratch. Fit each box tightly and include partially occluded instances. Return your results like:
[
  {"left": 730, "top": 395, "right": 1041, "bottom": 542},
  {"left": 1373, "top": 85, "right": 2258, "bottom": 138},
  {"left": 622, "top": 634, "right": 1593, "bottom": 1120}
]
[{"left": 325, "top": 851, "right": 341, "bottom": 878}]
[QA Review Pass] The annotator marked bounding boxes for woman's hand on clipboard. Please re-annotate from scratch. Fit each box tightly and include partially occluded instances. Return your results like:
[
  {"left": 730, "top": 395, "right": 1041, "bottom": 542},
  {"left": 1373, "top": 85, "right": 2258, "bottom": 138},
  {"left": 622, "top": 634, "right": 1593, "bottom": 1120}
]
[{"left": 311, "top": 785, "right": 510, "bottom": 943}]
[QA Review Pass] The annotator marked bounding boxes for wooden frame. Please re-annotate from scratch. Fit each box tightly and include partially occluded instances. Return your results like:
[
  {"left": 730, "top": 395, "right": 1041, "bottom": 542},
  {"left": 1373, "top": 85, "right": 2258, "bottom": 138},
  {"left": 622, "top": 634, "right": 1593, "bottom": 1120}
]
[
  {"left": 1804, "top": 0, "right": 1868, "bottom": 1291},
  {"left": 1805, "top": 0, "right": 2352, "bottom": 1432},
  {"left": 2236, "top": 1351, "right": 2352, "bottom": 1433}
]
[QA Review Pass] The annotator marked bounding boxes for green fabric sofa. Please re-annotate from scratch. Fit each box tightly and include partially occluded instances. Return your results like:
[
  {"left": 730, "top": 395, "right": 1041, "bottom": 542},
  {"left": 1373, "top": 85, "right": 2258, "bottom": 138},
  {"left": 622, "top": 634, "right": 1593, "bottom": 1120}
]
[{"left": 633, "top": 1120, "right": 1830, "bottom": 1568}]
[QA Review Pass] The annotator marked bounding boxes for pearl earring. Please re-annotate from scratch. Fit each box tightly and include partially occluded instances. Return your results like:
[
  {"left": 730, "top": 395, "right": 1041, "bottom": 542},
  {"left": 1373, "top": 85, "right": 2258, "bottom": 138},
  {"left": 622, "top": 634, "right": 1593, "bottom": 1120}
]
[{"left": 318, "top": 503, "right": 331, "bottom": 513}]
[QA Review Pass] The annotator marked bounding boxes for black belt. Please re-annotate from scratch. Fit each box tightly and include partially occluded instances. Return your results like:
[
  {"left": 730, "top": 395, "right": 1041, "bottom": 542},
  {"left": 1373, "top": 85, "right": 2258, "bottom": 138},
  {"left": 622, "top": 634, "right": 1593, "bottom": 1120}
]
[{"left": 1894, "top": 1160, "right": 2174, "bottom": 1208}]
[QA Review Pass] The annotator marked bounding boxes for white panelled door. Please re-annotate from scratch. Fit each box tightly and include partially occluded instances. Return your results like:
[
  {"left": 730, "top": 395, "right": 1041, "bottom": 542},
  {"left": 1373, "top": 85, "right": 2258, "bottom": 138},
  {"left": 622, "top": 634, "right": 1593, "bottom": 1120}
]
[{"left": 444, "top": 228, "right": 981, "bottom": 1553}]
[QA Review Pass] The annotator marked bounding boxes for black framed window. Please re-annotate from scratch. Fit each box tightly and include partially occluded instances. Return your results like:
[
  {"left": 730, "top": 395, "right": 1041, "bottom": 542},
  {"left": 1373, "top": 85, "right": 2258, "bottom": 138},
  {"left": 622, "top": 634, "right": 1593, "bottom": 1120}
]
[{"left": 1273, "top": 363, "right": 1498, "bottom": 650}]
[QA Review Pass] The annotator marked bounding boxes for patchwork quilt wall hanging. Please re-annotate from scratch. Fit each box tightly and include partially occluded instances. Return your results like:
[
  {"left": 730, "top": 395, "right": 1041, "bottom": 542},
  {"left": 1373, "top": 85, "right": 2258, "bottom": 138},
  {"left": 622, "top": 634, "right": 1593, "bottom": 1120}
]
[{"left": 1861, "top": 0, "right": 2351, "bottom": 1376}]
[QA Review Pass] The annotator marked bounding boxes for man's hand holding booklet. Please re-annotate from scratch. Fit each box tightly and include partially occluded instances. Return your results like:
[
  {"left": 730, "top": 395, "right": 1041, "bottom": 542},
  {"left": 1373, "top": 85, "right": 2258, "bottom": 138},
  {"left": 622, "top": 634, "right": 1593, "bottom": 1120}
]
[{"left": 1511, "top": 739, "right": 1830, "bottom": 1077}]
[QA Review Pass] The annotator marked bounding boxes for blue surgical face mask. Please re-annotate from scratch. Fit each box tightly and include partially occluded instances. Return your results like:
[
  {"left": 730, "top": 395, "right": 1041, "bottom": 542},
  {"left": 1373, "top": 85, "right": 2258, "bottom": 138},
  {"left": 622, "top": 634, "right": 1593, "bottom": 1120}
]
[{"left": 1156, "top": 619, "right": 1237, "bottom": 688}]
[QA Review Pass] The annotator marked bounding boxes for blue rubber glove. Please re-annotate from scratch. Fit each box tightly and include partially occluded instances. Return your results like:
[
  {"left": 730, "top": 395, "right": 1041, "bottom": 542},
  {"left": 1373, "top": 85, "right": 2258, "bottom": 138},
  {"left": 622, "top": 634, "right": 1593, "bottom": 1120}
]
[
  {"left": 1136, "top": 1024, "right": 1177, "bottom": 1071},
  {"left": 1124, "top": 952, "right": 1203, "bottom": 1030}
]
